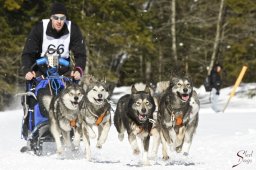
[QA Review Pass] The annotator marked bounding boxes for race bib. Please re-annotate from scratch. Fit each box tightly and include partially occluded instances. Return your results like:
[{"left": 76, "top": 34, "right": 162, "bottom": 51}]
[{"left": 41, "top": 19, "right": 71, "bottom": 58}]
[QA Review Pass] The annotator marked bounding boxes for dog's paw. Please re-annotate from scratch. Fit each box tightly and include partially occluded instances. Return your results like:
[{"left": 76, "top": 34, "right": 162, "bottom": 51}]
[
  {"left": 162, "top": 155, "right": 169, "bottom": 160},
  {"left": 143, "top": 160, "right": 151, "bottom": 166},
  {"left": 20, "top": 146, "right": 30, "bottom": 153},
  {"left": 183, "top": 152, "right": 189, "bottom": 156},
  {"left": 56, "top": 145, "right": 64, "bottom": 154},
  {"left": 56, "top": 149, "right": 64, "bottom": 156},
  {"left": 176, "top": 146, "right": 182, "bottom": 153},
  {"left": 71, "top": 144, "right": 80, "bottom": 151},
  {"left": 133, "top": 149, "right": 140, "bottom": 155},
  {"left": 148, "top": 153, "right": 158, "bottom": 160},
  {"left": 85, "top": 153, "right": 92, "bottom": 161},
  {"left": 72, "top": 141, "right": 80, "bottom": 149},
  {"left": 57, "top": 150, "right": 63, "bottom": 155},
  {"left": 118, "top": 133, "right": 124, "bottom": 141},
  {"left": 96, "top": 144, "right": 102, "bottom": 149}
]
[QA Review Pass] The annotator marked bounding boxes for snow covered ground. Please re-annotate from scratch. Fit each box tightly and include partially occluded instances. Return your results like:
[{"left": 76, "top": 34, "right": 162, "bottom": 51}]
[{"left": 0, "top": 83, "right": 255, "bottom": 170}]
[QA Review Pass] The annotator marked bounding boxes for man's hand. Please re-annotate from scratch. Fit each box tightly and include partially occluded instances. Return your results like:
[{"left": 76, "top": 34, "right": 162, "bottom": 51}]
[
  {"left": 25, "top": 71, "right": 36, "bottom": 80},
  {"left": 71, "top": 71, "right": 81, "bottom": 80}
]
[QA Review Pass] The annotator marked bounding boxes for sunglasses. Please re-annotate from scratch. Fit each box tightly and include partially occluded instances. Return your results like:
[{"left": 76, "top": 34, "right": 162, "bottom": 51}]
[{"left": 52, "top": 15, "right": 66, "bottom": 21}]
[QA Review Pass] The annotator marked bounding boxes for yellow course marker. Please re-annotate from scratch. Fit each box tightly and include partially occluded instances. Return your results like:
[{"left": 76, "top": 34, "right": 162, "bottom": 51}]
[{"left": 223, "top": 66, "right": 248, "bottom": 112}]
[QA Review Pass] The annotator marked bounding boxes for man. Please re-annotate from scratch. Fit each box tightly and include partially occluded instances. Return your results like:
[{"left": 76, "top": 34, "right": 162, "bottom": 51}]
[
  {"left": 21, "top": 2, "right": 86, "bottom": 80},
  {"left": 210, "top": 63, "right": 222, "bottom": 112}
]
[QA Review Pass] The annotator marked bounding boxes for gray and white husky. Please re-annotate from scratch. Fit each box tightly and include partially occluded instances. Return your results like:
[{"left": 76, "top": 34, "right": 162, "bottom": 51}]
[
  {"left": 151, "top": 74, "right": 199, "bottom": 159},
  {"left": 46, "top": 84, "right": 85, "bottom": 154},
  {"left": 114, "top": 84, "right": 156, "bottom": 165},
  {"left": 79, "top": 75, "right": 111, "bottom": 160}
]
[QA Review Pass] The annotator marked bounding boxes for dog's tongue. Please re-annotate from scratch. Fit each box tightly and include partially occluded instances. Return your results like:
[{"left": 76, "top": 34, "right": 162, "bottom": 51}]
[
  {"left": 182, "top": 95, "right": 189, "bottom": 101},
  {"left": 95, "top": 98, "right": 103, "bottom": 102},
  {"left": 72, "top": 101, "right": 78, "bottom": 105},
  {"left": 139, "top": 114, "right": 146, "bottom": 120}
]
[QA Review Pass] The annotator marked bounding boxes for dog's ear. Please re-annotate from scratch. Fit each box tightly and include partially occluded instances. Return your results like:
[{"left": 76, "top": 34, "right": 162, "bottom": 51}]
[
  {"left": 185, "top": 74, "right": 192, "bottom": 81},
  {"left": 65, "top": 80, "right": 72, "bottom": 87},
  {"left": 169, "top": 76, "right": 178, "bottom": 88},
  {"left": 83, "top": 74, "right": 96, "bottom": 85},
  {"left": 88, "top": 75, "right": 95, "bottom": 84},
  {"left": 131, "top": 84, "right": 138, "bottom": 94},
  {"left": 79, "top": 75, "right": 88, "bottom": 91},
  {"left": 102, "top": 76, "right": 106, "bottom": 83},
  {"left": 82, "top": 83, "right": 88, "bottom": 92},
  {"left": 144, "top": 85, "right": 151, "bottom": 95},
  {"left": 169, "top": 71, "right": 178, "bottom": 87},
  {"left": 184, "top": 74, "right": 193, "bottom": 87}
]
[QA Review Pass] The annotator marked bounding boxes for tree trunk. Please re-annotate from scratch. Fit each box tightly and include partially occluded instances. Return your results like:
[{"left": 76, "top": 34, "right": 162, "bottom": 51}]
[
  {"left": 145, "top": 61, "right": 151, "bottom": 83},
  {"left": 208, "top": 0, "right": 225, "bottom": 75},
  {"left": 185, "top": 55, "right": 188, "bottom": 74},
  {"left": 140, "top": 55, "right": 143, "bottom": 80},
  {"left": 171, "top": 0, "right": 178, "bottom": 63},
  {"left": 84, "top": 44, "right": 90, "bottom": 75},
  {"left": 159, "top": 45, "right": 163, "bottom": 81},
  {"left": 81, "top": 0, "right": 89, "bottom": 75}
]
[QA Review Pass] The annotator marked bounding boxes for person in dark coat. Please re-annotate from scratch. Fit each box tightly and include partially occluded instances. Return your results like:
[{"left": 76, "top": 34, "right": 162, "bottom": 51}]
[
  {"left": 210, "top": 63, "right": 222, "bottom": 112},
  {"left": 21, "top": 2, "right": 86, "bottom": 80}
]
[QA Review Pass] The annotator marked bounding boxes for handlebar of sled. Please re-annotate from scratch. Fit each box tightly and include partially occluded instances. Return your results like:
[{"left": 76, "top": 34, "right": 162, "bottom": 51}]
[
  {"left": 28, "top": 54, "right": 78, "bottom": 84},
  {"left": 20, "top": 54, "right": 78, "bottom": 99},
  {"left": 30, "top": 51, "right": 70, "bottom": 71}
]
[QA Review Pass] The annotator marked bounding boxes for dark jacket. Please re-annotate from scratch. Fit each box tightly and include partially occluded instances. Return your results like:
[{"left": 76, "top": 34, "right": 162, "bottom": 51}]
[
  {"left": 210, "top": 64, "right": 222, "bottom": 92},
  {"left": 21, "top": 19, "right": 86, "bottom": 76}
]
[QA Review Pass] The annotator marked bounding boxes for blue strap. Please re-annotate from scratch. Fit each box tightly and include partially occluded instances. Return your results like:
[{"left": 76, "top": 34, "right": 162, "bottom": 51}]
[
  {"left": 47, "top": 68, "right": 62, "bottom": 95},
  {"left": 46, "top": 67, "right": 73, "bottom": 95}
]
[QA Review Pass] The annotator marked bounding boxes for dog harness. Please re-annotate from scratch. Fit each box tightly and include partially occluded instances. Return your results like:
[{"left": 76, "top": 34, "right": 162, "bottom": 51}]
[
  {"left": 166, "top": 105, "right": 190, "bottom": 128},
  {"left": 127, "top": 115, "right": 153, "bottom": 136},
  {"left": 95, "top": 111, "right": 108, "bottom": 126},
  {"left": 86, "top": 106, "right": 110, "bottom": 126}
]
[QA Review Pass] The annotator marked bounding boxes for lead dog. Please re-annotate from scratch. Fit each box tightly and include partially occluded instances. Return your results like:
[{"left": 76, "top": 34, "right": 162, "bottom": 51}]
[
  {"left": 151, "top": 74, "right": 199, "bottom": 159},
  {"left": 79, "top": 75, "right": 111, "bottom": 160},
  {"left": 114, "top": 84, "right": 156, "bottom": 165}
]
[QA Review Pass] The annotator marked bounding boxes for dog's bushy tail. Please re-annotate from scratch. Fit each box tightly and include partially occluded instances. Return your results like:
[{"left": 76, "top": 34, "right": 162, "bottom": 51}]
[
  {"left": 114, "top": 107, "right": 125, "bottom": 141},
  {"left": 113, "top": 94, "right": 129, "bottom": 134},
  {"left": 113, "top": 106, "right": 122, "bottom": 134}
]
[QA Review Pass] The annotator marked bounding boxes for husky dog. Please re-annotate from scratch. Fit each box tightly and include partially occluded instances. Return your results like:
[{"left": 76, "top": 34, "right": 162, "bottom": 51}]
[
  {"left": 47, "top": 84, "right": 85, "bottom": 154},
  {"left": 114, "top": 85, "right": 156, "bottom": 165},
  {"left": 152, "top": 74, "right": 198, "bottom": 159},
  {"left": 79, "top": 75, "right": 111, "bottom": 160}
]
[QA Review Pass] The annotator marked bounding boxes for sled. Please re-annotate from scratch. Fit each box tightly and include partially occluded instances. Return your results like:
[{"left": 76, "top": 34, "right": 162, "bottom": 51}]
[{"left": 19, "top": 52, "right": 72, "bottom": 155}]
